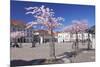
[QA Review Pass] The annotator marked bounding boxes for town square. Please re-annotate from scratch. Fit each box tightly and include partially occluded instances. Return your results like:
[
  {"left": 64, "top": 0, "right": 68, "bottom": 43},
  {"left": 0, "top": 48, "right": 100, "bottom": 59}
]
[{"left": 10, "top": 0, "right": 95, "bottom": 66}]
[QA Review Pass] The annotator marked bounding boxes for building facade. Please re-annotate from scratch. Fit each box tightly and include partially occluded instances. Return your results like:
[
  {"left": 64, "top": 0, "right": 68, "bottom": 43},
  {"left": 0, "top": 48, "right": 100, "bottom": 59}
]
[
  {"left": 57, "top": 32, "right": 93, "bottom": 43},
  {"left": 10, "top": 20, "right": 33, "bottom": 43}
]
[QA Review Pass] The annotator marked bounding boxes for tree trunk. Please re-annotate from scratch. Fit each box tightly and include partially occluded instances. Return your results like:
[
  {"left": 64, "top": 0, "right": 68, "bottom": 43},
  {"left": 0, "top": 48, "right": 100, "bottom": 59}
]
[
  {"left": 87, "top": 33, "right": 91, "bottom": 50},
  {"left": 76, "top": 32, "right": 79, "bottom": 49},
  {"left": 49, "top": 29, "right": 56, "bottom": 62},
  {"left": 82, "top": 32, "right": 84, "bottom": 45},
  {"left": 74, "top": 32, "right": 79, "bottom": 56}
]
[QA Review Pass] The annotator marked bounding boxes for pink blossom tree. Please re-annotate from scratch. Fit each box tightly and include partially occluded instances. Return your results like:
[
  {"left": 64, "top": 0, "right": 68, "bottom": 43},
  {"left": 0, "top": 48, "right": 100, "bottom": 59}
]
[
  {"left": 63, "top": 20, "right": 89, "bottom": 51},
  {"left": 72, "top": 20, "right": 88, "bottom": 50},
  {"left": 25, "top": 5, "right": 64, "bottom": 62},
  {"left": 72, "top": 20, "right": 88, "bottom": 32}
]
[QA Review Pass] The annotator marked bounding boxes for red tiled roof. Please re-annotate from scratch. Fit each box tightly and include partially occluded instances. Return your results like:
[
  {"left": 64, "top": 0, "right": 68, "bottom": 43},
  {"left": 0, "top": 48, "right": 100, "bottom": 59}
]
[
  {"left": 11, "top": 20, "right": 26, "bottom": 27},
  {"left": 34, "top": 30, "right": 49, "bottom": 36},
  {"left": 34, "top": 30, "right": 58, "bottom": 36}
]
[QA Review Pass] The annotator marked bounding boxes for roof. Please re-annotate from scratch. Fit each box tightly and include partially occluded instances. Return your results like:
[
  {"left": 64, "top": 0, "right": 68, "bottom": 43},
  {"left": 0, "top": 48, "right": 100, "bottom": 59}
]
[
  {"left": 33, "top": 30, "right": 58, "bottom": 36},
  {"left": 34, "top": 30, "right": 49, "bottom": 36},
  {"left": 11, "top": 20, "right": 26, "bottom": 28}
]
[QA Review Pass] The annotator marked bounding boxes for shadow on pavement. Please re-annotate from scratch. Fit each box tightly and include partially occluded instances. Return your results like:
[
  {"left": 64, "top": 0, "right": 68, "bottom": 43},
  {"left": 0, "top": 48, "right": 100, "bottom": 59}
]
[
  {"left": 56, "top": 51, "right": 78, "bottom": 63},
  {"left": 58, "top": 48, "right": 95, "bottom": 59},
  {"left": 57, "top": 49, "right": 95, "bottom": 63},
  {"left": 10, "top": 59, "right": 46, "bottom": 67},
  {"left": 58, "top": 51, "right": 77, "bottom": 58},
  {"left": 79, "top": 48, "right": 95, "bottom": 51}
]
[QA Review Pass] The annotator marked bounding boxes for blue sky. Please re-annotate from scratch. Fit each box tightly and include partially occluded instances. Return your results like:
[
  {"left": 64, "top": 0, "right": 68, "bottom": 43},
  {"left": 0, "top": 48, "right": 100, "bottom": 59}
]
[{"left": 11, "top": 0, "right": 95, "bottom": 31}]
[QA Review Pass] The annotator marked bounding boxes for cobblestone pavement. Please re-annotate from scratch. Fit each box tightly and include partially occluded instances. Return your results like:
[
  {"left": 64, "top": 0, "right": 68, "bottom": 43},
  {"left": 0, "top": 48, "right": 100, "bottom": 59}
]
[
  {"left": 10, "top": 42, "right": 95, "bottom": 64},
  {"left": 70, "top": 50, "right": 95, "bottom": 63}
]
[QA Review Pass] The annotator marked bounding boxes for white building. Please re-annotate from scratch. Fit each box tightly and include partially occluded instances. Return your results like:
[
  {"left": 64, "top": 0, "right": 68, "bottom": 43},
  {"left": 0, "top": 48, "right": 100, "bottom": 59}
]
[
  {"left": 58, "top": 32, "right": 70, "bottom": 42},
  {"left": 57, "top": 32, "right": 93, "bottom": 43}
]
